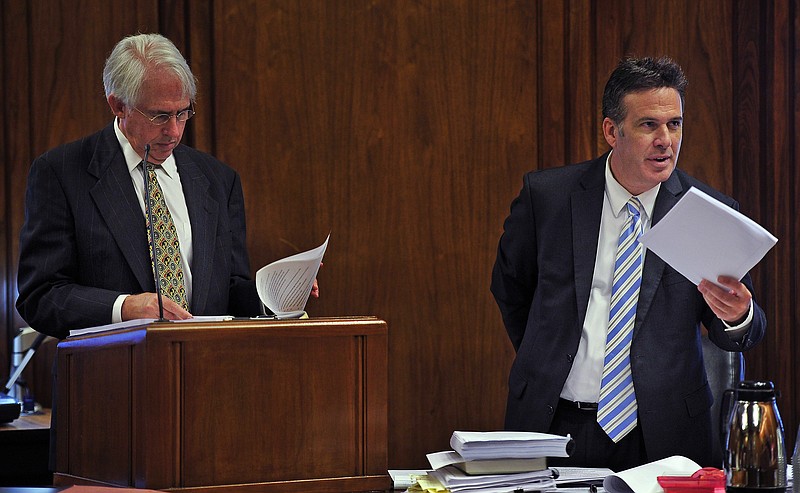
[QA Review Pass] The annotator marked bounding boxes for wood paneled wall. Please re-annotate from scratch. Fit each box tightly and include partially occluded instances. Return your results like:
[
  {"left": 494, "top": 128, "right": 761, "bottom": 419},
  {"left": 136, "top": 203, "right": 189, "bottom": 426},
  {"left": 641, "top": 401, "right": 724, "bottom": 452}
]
[{"left": 2, "top": 0, "right": 798, "bottom": 468}]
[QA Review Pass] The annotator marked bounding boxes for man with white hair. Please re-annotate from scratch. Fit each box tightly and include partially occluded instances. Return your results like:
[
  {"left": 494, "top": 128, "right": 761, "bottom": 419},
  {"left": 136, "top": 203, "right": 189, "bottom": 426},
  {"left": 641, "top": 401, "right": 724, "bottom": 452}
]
[{"left": 16, "top": 33, "right": 292, "bottom": 339}]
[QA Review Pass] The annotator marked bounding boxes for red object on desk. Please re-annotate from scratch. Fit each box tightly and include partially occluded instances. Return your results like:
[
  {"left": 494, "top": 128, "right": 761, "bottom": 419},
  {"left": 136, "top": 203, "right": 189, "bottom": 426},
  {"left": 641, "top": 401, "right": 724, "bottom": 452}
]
[{"left": 657, "top": 467, "right": 726, "bottom": 493}]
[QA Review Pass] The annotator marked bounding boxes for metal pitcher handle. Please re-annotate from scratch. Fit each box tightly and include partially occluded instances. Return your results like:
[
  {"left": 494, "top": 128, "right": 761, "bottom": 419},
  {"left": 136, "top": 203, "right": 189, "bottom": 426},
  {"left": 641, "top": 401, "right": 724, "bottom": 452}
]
[{"left": 720, "top": 388, "right": 736, "bottom": 453}]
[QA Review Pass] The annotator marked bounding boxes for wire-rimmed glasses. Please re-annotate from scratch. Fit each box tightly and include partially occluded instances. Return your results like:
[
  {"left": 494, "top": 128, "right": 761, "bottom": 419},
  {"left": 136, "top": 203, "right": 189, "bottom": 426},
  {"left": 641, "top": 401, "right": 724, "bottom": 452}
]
[{"left": 133, "top": 104, "right": 195, "bottom": 125}]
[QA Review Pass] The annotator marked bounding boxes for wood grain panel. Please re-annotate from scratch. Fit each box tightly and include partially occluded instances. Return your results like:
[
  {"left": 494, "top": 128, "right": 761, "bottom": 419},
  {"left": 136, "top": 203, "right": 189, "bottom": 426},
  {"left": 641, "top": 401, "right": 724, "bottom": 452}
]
[
  {"left": 3, "top": 0, "right": 800, "bottom": 471},
  {"left": 567, "top": 0, "right": 598, "bottom": 162},
  {"left": 181, "top": 335, "right": 362, "bottom": 485},
  {"left": 0, "top": 0, "right": 28, "bottom": 369},
  {"left": 742, "top": 0, "right": 800, "bottom": 444},
  {"left": 732, "top": 0, "right": 771, "bottom": 384},
  {"left": 790, "top": 0, "right": 800, "bottom": 447},
  {"left": 61, "top": 345, "right": 134, "bottom": 485},
  {"left": 538, "top": 0, "right": 567, "bottom": 167},
  {"left": 208, "top": 0, "right": 533, "bottom": 467},
  {"left": 26, "top": 1, "right": 158, "bottom": 151}
]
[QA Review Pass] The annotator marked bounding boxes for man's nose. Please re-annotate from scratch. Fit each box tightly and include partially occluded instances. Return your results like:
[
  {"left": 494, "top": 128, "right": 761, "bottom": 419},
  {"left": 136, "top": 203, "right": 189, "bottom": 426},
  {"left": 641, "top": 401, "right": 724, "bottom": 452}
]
[
  {"left": 654, "top": 125, "right": 672, "bottom": 148},
  {"left": 161, "top": 117, "right": 182, "bottom": 137}
]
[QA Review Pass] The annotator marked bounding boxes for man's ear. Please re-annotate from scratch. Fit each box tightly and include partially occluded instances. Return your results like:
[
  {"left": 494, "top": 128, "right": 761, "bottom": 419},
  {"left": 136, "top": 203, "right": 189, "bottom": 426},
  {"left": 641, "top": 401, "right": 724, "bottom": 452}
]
[
  {"left": 602, "top": 117, "right": 618, "bottom": 148},
  {"left": 107, "top": 94, "right": 126, "bottom": 118}
]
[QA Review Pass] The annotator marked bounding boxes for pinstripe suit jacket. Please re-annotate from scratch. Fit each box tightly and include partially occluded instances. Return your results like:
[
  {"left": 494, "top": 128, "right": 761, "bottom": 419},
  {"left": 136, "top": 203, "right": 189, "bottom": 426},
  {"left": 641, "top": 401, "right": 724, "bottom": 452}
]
[
  {"left": 16, "top": 123, "right": 262, "bottom": 339},
  {"left": 491, "top": 152, "right": 766, "bottom": 467}
]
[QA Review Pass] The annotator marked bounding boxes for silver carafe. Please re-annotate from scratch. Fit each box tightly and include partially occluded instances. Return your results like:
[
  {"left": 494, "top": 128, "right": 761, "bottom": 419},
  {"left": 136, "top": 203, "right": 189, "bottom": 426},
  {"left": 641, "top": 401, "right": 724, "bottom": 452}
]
[{"left": 723, "top": 380, "right": 786, "bottom": 493}]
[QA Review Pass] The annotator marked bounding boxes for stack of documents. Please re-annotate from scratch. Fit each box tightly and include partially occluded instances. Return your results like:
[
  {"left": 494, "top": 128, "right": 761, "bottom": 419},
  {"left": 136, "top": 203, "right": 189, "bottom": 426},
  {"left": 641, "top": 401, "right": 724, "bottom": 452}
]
[
  {"left": 425, "top": 465, "right": 555, "bottom": 493},
  {"left": 450, "top": 431, "right": 574, "bottom": 460},
  {"left": 412, "top": 431, "right": 574, "bottom": 493}
]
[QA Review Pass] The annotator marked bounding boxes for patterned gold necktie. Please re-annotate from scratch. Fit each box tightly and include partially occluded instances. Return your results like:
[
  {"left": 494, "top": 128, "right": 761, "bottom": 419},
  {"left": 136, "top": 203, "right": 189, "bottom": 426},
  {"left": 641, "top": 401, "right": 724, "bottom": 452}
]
[{"left": 145, "top": 163, "right": 189, "bottom": 311}]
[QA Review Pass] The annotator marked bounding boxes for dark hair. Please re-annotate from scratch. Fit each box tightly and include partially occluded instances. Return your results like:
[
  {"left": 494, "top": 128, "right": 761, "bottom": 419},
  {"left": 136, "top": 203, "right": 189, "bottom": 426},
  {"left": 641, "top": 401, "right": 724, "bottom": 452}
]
[{"left": 602, "top": 56, "right": 687, "bottom": 123}]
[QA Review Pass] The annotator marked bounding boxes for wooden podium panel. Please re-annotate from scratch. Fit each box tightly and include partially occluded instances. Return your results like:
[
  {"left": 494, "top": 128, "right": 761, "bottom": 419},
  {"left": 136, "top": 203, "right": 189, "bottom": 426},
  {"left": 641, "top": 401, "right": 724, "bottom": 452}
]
[{"left": 53, "top": 317, "right": 389, "bottom": 492}]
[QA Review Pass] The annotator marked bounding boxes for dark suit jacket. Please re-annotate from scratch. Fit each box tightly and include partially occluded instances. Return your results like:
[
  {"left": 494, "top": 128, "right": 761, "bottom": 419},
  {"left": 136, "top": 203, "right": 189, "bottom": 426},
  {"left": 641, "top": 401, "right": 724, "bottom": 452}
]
[
  {"left": 490, "top": 152, "right": 766, "bottom": 467},
  {"left": 16, "top": 123, "right": 263, "bottom": 339}
]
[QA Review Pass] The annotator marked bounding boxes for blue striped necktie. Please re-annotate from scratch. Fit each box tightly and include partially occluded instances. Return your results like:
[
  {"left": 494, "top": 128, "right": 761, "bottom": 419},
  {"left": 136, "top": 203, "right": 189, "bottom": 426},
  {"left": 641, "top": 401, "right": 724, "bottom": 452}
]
[{"left": 597, "top": 197, "right": 643, "bottom": 442}]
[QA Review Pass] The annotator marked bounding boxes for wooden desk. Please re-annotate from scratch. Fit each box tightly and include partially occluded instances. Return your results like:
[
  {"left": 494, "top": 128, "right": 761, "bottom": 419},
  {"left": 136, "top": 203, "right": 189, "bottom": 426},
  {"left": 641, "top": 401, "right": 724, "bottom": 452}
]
[{"left": 0, "top": 410, "right": 52, "bottom": 486}]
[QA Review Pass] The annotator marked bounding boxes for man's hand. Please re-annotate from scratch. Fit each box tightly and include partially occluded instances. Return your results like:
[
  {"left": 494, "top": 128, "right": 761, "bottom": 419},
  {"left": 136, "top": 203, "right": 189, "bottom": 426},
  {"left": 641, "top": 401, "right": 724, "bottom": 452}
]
[
  {"left": 698, "top": 275, "right": 751, "bottom": 324},
  {"left": 310, "top": 278, "right": 320, "bottom": 298},
  {"left": 121, "top": 293, "right": 192, "bottom": 321},
  {"left": 309, "top": 262, "right": 323, "bottom": 299}
]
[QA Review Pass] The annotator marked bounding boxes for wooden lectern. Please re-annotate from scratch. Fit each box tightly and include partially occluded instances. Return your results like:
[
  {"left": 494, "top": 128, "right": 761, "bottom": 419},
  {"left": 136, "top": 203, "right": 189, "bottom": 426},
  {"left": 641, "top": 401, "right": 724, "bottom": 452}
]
[{"left": 53, "top": 317, "right": 390, "bottom": 493}]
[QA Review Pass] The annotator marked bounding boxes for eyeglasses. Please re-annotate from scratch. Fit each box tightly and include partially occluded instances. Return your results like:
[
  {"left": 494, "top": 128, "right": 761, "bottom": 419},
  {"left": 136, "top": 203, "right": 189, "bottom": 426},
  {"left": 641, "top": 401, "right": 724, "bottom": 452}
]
[{"left": 133, "top": 104, "right": 195, "bottom": 125}]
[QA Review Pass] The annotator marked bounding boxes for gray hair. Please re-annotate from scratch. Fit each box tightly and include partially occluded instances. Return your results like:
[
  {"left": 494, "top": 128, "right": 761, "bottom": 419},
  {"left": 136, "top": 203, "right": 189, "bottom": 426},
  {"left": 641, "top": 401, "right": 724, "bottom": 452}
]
[{"left": 103, "top": 33, "right": 197, "bottom": 106}]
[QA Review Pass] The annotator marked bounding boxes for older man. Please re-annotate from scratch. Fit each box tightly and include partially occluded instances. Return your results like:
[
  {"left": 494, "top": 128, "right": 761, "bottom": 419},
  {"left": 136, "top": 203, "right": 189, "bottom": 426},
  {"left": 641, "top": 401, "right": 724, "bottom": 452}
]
[{"left": 17, "top": 33, "right": 271, "bottom": 339}]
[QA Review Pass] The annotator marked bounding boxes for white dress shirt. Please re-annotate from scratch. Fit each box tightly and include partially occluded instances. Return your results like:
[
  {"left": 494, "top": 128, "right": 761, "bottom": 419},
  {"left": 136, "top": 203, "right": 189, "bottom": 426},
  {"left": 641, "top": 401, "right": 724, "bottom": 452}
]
[
  {"left": 560, "top": 153, "right": 752, "bottom": 403},
  {"left": 111, "top": 120, "right": 193, "bottom": 321}
]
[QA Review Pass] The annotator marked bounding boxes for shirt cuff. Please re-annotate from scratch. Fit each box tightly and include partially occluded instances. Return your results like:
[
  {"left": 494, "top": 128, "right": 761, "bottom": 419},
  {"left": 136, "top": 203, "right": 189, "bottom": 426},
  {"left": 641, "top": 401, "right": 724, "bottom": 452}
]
[
  {"left": 112, "top": 294, "right": 130, "bottom": 323},
  {"left": 722, "top": 299, "right": 754, "bottom": 338}
]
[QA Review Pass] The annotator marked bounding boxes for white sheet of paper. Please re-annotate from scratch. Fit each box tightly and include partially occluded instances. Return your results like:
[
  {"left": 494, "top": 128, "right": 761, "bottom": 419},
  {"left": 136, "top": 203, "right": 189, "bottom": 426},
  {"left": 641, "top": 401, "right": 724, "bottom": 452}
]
[
  {"left": 427, "top": 451, "right": 464, "bottom": 470},
  {"left": 387, "top": 469, "right": 430, "bottom": 489},
  {"left": 68, "top": 315, "right": 235, "bottom": 337},
  {"left": 603, "top": 455, "right": 700, "bottom": 493},
  {"left": 638, "top": 187, "right": 777, "bottom": 287},
  {"left": 255, "top": 234, "right": 329, "bottom": 318}
]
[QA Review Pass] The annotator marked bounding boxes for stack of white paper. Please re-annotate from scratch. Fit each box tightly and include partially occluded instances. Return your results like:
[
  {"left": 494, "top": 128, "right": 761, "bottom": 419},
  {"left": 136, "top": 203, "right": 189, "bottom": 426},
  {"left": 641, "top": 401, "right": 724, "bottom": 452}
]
[
  {"left": 427, "top": 450, "right": 547, "bottom": 475},
  {"left": 427, "top": 465, "right": 555, "bottom": 493},
  {"left": 416, "top": 431, "right": 573, "bottom": 493},
  {"left": 450, "top": 430, "right": 573, "bottom": 460}
]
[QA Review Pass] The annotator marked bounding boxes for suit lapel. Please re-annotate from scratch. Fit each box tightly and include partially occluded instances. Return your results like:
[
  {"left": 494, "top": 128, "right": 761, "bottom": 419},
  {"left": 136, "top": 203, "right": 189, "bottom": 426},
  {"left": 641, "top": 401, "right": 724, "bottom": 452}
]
[
  {"left": 634, "top": 172, "right": 685, "bottom": 333},
  {"left": 88, "top": 125, "right": 154, "bottom": 291},
  {"left": 572, "top": 155, "right": 607, "bottom": 325},
  {"left": 175, "top": 149, "right": 218, "bottom": 313}
]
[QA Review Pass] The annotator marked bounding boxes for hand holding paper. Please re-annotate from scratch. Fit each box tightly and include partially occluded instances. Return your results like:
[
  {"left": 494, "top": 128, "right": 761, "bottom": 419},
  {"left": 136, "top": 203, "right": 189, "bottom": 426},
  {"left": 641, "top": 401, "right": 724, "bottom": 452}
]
[
  {"left": 638, "top": 187, "right": 777, "bottom": 288},
  {"left": 256, "top": 234, "right": 329, "bottom": 318},
  {"left": 697, "top": 275, "right": 752, "bottom": 323}
]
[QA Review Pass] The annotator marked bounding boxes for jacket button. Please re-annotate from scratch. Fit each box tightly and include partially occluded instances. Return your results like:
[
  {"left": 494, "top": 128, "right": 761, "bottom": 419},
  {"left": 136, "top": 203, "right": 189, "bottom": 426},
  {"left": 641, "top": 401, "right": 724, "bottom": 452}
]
[
  {"left": 547, "top": 405, "right": 554, "bottom": 415},
  {"left": 566, "top": 354, "right": 573, "bottom": 362}
]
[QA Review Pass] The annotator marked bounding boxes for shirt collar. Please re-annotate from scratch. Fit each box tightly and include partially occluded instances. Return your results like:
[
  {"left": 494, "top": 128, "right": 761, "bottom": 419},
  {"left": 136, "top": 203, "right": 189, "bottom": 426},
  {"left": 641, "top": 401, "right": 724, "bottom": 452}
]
[
  {"left": 604, "top": 151, "right": 659, "bottom": 222},
  {"left": 113, "top": 118, "right": 177, "bottom": 178}
]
